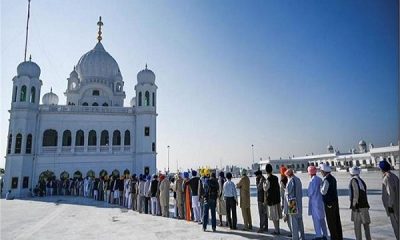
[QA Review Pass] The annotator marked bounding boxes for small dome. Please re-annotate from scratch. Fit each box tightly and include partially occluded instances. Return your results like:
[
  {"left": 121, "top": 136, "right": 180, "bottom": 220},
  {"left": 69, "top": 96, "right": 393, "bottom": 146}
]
[
  {"left": 69, "top": 68, "right": 78, "bottom": 78},
  {"left": 42, "top": 89, "right": 59, "bottom": 105},
  {"left": 130, "top": 97, "right": 136, "bottom": 107},
  {"left": 137, "top": 65, "right": 155, "bottom": 84},
  {"left": 17, "top": 61, "right": 41, "bottom": 78},
  {"left": 359, "top": 140, "right": 366, "bottom": 146}
]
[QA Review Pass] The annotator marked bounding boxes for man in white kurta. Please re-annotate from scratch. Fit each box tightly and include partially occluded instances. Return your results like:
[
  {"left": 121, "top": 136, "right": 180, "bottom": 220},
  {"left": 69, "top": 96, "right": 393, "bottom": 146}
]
[
  {"left": 285, "top": 169, "right": 305, "bottom": 240},
  {"left": 159, "top": 175, "right": 170, "bottom": 217},
  {"left": 307, "top": 166, "right": 328, "bottom": 239}
]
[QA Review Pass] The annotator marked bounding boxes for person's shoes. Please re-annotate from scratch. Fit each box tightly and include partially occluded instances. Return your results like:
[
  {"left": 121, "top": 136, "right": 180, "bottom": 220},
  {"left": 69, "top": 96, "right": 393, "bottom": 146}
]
[
  {"left": 203, "top": 228, "right": 206, "bottom": 232},
  {"left": 249, "top": 225, "right": 252, "bottom": 230},
  {"left": 257, "top": 228, "right": 264, "bottom": 233},
  {"left": 272, "top": 231, "right": 280, "bottom": 235},
  {"left": 212, "top": 228, "right": 216, "bottom": 232},
  {"left": 242, "top": 228, "right": 249, "bottom": 231}
]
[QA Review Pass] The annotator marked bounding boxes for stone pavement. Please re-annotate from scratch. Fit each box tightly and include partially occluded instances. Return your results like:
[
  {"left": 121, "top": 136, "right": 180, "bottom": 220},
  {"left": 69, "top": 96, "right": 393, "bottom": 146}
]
[{"left": 0, "top": 171, "right": 397, "bottom": 240}]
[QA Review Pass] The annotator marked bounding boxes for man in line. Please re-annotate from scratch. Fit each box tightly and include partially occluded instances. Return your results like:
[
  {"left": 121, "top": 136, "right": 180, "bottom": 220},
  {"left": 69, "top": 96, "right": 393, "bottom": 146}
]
[
  {"left": 349, "top": 166, "right": 371, "bottom": 240},
  {"left": 189, "top": 170, "right": 201, "bottom": 222},
  {"left": 307, "top": 166, "right": 328, "bottom": 240},
  {"left": 255, "top": 170, "right": 268, "bottom": 233},
  {"left": 223, "top": 172, "right": 237, "bottom": 230},
  {"left": 264, "top": 164, "right": 282, "bottom": 235},
  {"left": 217, "top": 171, "right": 227, "bottom": 227},
  {"left": 201, "top": 171, "right": 219, "bottom": 232},
  {"left": 320, "top": 163, "right": 343, "bottom": 240},
  {"left": 150, "top": 174, "right": 159, "bottom": 216},
  {"left": 174, "top": 173, "right": 184, "bottom": 219},
  {"left": 130, "top": 174, "right": 138, "bottom": 210},
  {"left": 379, "top": 160, "right": 399, "bottom": 239},
  {"left": 138, "top": 174, "right": 146, "bottom": 213},
  {"left": 236, "top": 169, "right": 252, "bottom": 231},
  {"left": 159, "top": 174, "right": 170, "bottom": 217},
  {"left": 285, "top": 169, "right": 305, "bottom": 240}
]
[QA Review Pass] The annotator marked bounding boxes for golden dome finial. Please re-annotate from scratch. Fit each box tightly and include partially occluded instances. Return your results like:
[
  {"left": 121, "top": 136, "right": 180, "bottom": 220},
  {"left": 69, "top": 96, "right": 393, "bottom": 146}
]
[{"left": 97, "top": 16, "right": 103, "bottom": 42}]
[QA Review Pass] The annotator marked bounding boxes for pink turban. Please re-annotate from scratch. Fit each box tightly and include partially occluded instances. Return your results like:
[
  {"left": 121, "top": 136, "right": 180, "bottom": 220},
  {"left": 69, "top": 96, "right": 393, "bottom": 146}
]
[
  {"left": 284, "top": 169, "right": 294, "bottom": 177},
  {"left": 307, "top": 166, "right": 317, "bottom": 175}
]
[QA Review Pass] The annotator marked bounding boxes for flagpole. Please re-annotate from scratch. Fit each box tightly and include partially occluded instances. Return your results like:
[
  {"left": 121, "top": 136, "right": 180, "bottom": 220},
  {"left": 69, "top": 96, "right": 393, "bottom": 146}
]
[{"left": 24, "top": 0, "right": 31, "bottom": 61}]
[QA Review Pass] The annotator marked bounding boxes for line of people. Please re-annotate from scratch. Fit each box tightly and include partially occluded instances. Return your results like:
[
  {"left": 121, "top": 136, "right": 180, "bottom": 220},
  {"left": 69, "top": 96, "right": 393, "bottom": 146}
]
[{"left": 31, "top": 159, "right": 399, "bottom": 240}]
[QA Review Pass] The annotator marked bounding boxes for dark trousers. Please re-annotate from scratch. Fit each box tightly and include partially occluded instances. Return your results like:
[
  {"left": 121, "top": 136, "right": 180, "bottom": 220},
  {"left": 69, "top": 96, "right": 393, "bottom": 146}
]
[
  {"left": 258, "top": 201, "right": 268, "bottom": 230},
  {"left": 144, "top": 197, "right": 150, "bottom": 214},
  {"left": 324, "top": 201, "right": 343, "bottom": 240},
  {"left": 203, "top": 199, "right": 217, "bottom": 230},
  {"left": 225, "top": 197, "right": 237, "bottom": 229}
]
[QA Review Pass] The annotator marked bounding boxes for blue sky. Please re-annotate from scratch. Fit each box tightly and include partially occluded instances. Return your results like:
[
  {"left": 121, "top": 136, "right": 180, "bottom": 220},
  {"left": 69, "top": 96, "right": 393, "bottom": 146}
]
[{"left": 1, "top": 0, "right": 398, "bottom": 170}]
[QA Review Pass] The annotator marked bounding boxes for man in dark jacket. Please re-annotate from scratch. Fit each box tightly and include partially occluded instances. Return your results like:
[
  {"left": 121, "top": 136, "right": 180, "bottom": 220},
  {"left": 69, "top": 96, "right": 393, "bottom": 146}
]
[
  {"left": 189, "top": 170, "right": 201, "bottom": 222},
  {"left": 320, "top": 163, "right": 343, "bottom": 240},
  {"left": 201, "top": 171, "right": 219, "bottom": 232},
  {"left": 255, "top": 170, "right": 268, "bottom": 233}
]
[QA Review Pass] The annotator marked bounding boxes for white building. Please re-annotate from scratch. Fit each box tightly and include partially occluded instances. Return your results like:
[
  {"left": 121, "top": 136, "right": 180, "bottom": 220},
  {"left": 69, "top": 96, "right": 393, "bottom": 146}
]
[
  {"left": 259, "top": 141, "right": 399, "bottom": 173},
  {"left": 4, "top": 18, "right": 158, "bottom": 198}
]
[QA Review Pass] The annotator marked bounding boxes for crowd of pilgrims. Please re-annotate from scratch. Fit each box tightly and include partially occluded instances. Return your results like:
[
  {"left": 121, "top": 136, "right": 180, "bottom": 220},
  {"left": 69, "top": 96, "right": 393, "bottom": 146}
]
[{"left": 32, "top": 160, "right": 399, "bottom": 240}]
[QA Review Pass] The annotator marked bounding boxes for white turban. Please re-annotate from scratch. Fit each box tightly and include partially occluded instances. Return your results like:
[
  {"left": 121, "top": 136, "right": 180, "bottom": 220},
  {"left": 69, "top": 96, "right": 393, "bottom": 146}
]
[
  {"left": 319, "top": 163, "right": 331, "bottom": 173},
  {"left": 349, "top": 166, "right": 361, "bottom": 175}
]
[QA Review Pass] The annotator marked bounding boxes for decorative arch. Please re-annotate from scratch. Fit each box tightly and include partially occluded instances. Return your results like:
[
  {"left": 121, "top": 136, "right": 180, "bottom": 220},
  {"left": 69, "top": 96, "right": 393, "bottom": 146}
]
[
  {"left": 138, "top": 92, "right": 142, "bottom": 106},
  {"left": 123, "top": 169, "right": 130, "bottom": 176},
  {"left": 15, "top": 133, "right": 22, "bottom": 153},
  {"left": 30, "top": 86, "right": 36, "bottom": 103},
  {"left": 152, "top": 92, "right": 155, "bottom": 106},
  {"left": 86, "top": 170, "right": 95, "bottom": 178},
  {"left": 42, "top": 129, "right": 58, "bottom": 146},
  {"left": 112, "top": 130, "right": 121, "bottom": 145},
  {"left": 124, "top": 130, "right": 130, "bottom": 145},
  {"left": 39, "top": 170, "right": 55, "bottom": 181},
  {"left": 92, "top": 102, "right": 98, "bottom": 106},
  {"left": 13, "top": 86, "right": 18, "bottom": 102},
  {"left": 99, "top": 169, "right": 108, "bottom": 177},
  {"left": 102, "top": 103, "right": 108, "bottom": 107},
  {"left": 73, "top": 171, "right": 82, "bottom": 179},
  {"left": 88, "top": 130, "right": 97, "bottom": 146},
  {"left": 100, "top": 130, "right": 109, "bottom": 146},
  {"left": 75, "top": 130, "right": 84, "bottom": 146},
  {"left": 62, "top": 130, "right": 72, "bottom": 146},
  {"left": 60, "top": 171, "right": 70, "bottom": 180},
  {"left": 82, "top": 102, "right": 89, "bottom": 106},
  {"left": 145, "top": 91, "right": 150, "bottom": 106},
  {"left": 112, "top": 169, "right": 120, "bottom": 177},
  {"left": 26, "top": 134, "right": 33, "bottom": 154},
  {"left": 20, "top": 85, "right": 27, "bottom": 101}
]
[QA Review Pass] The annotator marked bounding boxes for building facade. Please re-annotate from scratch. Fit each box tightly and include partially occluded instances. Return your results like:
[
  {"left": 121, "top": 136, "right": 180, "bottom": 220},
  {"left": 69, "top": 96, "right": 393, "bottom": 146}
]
[
  {"left": 4, "top": 19, "right": 158, "bottom": 198},
  {"left": 259, "top": 141, "right": 399, "bottom": 173}
]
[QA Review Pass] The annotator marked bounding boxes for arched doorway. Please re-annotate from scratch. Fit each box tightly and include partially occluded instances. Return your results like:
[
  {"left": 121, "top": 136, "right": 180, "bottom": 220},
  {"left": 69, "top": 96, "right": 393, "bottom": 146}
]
[
  {"left": 123, "top": 169, "right": 130, "bottom": 177},
  {"left": 60, "top": 171, "right": 70, "bottom": 180},
  {"left": 86, "top": 170, "right": 95, "bottom": 178},
  {"left": 73, "top": 171, "right": 82, "bottom": 179},
  {"left": 112, "top": 169, "right": 120, "bottom": 177},
  {"left": 99, "top": 169, "right": 108, "bottom": 178},
  {"left": 39, "top": 170, "right": 55, "bottom": 181}
]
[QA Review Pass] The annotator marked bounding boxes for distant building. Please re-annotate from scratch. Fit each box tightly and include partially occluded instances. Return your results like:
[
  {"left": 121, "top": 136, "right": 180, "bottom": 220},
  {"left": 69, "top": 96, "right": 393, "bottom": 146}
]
[{"left": 259, "top": 140, "right": 399, "bottom": 172}]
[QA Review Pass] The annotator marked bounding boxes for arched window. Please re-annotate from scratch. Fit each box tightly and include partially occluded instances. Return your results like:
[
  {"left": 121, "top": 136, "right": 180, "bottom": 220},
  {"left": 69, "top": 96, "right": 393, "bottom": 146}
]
[
  {"left": 112, "top": 169, "right": 120, "bottom": 177},
  {"left": 26, "top": 134, "right": 32, "bottom": 154},
  {"left": 88, "top": 130, "right": 97, "bottom": 146},
  {"left": 100, "top": 130, "right": 109, "bottom": 146},
  {"left": 87, "top": 170, "right": 95, "bottom": 178},
  {"left": 102, "top": 103, "right": 108, "bottom": 107},
  {"left": 82, "top": 102, "right": 88, "bottom": 106},
  {"left": 152, "top": 142, "right": 156, "bottom": 152},
  {"left": 7, "top": 134, "right": 12, "bottom": 154},
  {"left": 124, "top": 130, "right": 130, "bottom": 145},
  {"left": 20, "top": 85, "right": 27, "bottom": 102},
  {"left": 152, "top": 92, "right": 155, "bottom": 106},
  {"left": 99, "top": 169, "right": 108, "bottom": 177},
  {"left": 75, "top": 130, "right": 84, "bottom": 146},
  {"left": 15, "top": 134, "right": 22, "bottom": 153},
  {"left": 92, "top": 102, "right": 98, "bottom": 106},
  {"left": 138, "top": 92, "right": 142, "bottom": 106},
  {"left": 73, "top": 171, "right": 82, "bottom": 179},
  {"left": 13, "top": 86, "right": 17, "bottom": 102},
  {"left": 60, "top": 171, "right": 70, "bottom": 180},
  {"left": 145, "top": 91, "right": 150, "bottom": 106},
  {"left": 116, "top": 83, "right": 122, "bottom": 92},
  {"left": 30, "top": 87, "right": 36, "bottom": 103},
  {"left": 62, "top": 130, "right": 72, "bottom": 146},
  {"left": 112, "top": 130, "right": 121, "bottom": 145},
  {"left": 42, "top": 129, "right": 58, "bottom": 146}
]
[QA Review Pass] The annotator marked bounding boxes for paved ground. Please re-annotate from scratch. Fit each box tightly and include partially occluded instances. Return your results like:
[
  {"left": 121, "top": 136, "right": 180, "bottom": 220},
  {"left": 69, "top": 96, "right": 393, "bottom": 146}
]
[{"left": 0, "top": 171, "right": 397, "bottom": 240}]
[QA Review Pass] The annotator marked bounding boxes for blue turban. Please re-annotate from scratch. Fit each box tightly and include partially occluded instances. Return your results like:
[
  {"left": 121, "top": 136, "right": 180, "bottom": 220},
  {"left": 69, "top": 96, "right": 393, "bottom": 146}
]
[
  {"left": 379, "top": 160, "right": 391, "bottom": 172},
  {"left": 192, "top": 170, "right": 197, "bottom": 177},
  {"left": 146, "top": 175, "right": 151, "bottom": 181},
  {"left": 183, "top": 172, "right": 189, "bottom": 179}
]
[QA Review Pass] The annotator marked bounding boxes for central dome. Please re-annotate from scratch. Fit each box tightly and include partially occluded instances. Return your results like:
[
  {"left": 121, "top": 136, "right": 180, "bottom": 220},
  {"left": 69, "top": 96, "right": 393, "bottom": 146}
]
[{"left": 76, "top": 42, "right": 120, "bottom": 82}]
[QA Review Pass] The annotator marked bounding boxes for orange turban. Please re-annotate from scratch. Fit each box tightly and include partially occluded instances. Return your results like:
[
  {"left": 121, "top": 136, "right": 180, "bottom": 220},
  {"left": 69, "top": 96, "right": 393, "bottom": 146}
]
[{"left": 280, "top": 166, "right": 287, "bottom": 176}]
